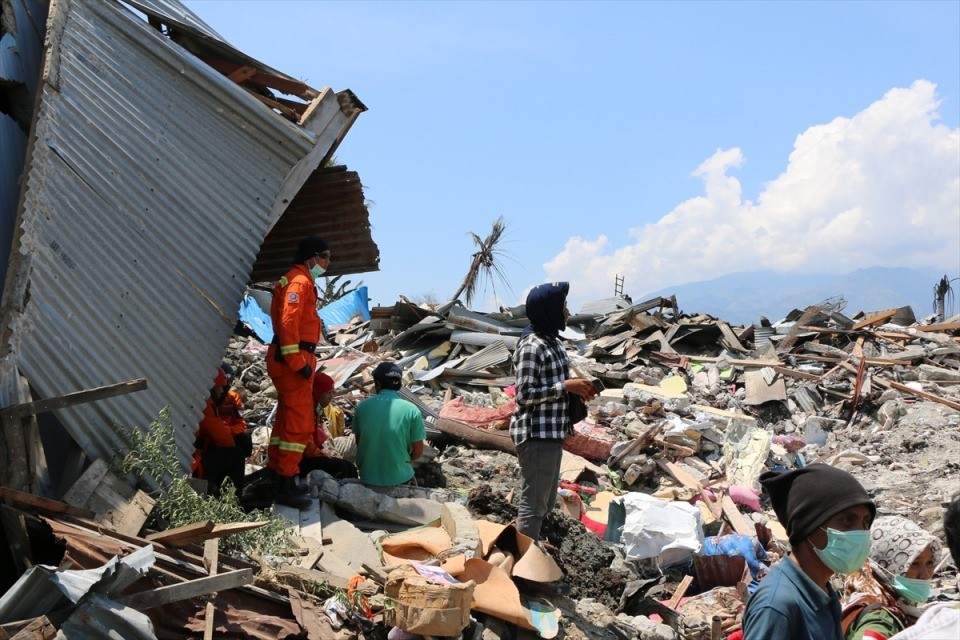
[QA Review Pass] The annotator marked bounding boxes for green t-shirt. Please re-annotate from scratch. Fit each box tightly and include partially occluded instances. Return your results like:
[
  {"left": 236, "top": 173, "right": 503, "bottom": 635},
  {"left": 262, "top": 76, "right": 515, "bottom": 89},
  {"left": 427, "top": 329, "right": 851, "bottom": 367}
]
[{"left": 353, "top": 390, "right": 426, "bottom": 487}]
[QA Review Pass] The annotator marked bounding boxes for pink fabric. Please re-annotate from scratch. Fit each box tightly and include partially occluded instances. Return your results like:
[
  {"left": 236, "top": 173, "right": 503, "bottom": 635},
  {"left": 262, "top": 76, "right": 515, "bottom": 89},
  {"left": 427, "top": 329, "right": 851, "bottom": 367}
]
[
  {"left": 728, "top": 484, "right": 762, "bottom": 512},
  {"left": 562, "top": 423, "right": 617, "bottom": 462},
  {"left": 438, "top": 397, "right": 516, "bottom": 430}
]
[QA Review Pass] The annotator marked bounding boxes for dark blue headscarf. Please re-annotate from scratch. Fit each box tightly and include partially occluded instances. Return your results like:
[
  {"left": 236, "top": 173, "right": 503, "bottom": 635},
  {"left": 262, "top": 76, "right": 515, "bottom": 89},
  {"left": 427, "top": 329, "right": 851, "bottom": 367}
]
[{"left": 523, "top": 282, "right": 569, "bottom": 337}]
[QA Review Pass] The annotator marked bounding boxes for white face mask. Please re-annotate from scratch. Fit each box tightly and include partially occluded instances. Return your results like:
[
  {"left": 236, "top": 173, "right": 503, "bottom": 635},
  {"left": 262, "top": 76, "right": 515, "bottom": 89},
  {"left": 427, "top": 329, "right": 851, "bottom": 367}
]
[{"left": 309, "top": 263, "right": 325, "bottom": 280}]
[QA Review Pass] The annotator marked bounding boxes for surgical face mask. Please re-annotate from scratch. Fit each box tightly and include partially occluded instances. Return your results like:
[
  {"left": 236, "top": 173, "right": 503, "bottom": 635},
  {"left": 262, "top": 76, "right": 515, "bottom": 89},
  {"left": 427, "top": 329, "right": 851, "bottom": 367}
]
[
  {"left": 309, "top": 263, "right": 325, "bottom": 279},
  {"left": 893, "top": 575, "right": 931, "bottom": 603},
  {"left": 811, "top": 528, "right": 872, "bottom": 575}
]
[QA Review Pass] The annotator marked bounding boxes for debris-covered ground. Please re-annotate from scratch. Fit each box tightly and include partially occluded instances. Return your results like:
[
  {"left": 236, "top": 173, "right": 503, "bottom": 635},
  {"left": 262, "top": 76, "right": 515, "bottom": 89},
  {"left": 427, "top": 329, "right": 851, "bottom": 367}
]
[{"left": 1, "top": 295, "right": 958, "bottom": 639}]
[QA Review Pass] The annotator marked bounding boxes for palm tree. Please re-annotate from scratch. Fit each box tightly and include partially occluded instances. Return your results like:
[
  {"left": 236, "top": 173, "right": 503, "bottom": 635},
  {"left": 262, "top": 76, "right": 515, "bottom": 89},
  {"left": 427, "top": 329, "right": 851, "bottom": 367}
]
[
  {"left": 451, "top": 216, "right": 513, "bottom": 307},
  {"left": 933, "top": 275, "right": 955, "bottom": 322}
]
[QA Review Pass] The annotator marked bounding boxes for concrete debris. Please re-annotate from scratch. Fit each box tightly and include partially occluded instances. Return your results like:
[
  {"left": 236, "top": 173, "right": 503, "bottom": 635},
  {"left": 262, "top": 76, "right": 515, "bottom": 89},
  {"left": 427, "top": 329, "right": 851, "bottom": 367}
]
[{"left": 2, "top": 293, "right": 958, "bottom": 638}]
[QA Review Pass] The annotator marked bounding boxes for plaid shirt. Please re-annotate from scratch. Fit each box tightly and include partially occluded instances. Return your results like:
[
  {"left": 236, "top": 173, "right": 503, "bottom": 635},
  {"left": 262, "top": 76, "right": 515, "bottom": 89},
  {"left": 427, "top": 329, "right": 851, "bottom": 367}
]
[{"left": 509, "top": 331, "right": 570, "bottom": 444}]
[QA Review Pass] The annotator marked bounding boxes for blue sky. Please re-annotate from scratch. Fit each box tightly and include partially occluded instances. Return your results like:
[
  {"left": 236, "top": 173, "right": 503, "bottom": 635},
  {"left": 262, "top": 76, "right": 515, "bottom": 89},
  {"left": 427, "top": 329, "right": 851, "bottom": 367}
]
[{"left": 185, "top": 0, "right": 960, "bottom": 312}]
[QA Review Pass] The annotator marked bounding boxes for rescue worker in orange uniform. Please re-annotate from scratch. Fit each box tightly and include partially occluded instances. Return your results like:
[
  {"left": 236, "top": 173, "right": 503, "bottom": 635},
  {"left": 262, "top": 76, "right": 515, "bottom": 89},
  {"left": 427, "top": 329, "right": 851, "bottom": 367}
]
[
  {"left": 265, "top": 236, "right": 330, "bottom": 508},
  {"left": 192, "top": 366, "right": 251, "bottom": 496}
]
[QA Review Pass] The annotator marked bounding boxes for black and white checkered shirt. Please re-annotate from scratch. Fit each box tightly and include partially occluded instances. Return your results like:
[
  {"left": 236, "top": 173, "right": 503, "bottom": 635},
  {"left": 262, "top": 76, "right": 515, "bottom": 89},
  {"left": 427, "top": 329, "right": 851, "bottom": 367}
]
[{"left": 509, "top": 331, "right": 570, "bottom": 445}]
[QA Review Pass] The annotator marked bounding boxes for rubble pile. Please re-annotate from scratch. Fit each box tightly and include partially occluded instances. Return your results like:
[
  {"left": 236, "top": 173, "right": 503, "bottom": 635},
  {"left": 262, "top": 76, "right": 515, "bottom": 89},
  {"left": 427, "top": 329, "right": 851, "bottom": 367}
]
[{"left": 1, "top": 294, "right": 957, "bottom": 639}]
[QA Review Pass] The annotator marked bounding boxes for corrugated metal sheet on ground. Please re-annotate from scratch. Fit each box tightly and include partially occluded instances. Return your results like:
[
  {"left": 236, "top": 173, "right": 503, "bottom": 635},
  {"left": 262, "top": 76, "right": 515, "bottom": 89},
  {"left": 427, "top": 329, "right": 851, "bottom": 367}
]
[
  {"left": 456, "top": 340, "right": 511, "bottom": 371},
  {"left": 446, "top": 304, "right": 521, "bottom": 335},
  {"left": 579, "top": 296, "right": 634, "bottom": 316},
  {"left": 450, "top": 329, "right": 519, "bottom": 350},
  {"left": 2, "top": 0, "right": 335, "bottom": 471}
]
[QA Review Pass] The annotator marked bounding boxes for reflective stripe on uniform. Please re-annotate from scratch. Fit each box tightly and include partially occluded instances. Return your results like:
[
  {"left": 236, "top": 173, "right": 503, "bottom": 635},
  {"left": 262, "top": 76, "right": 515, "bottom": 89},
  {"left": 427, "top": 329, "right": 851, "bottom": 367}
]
[
  {"left": 278, "top": 276, "right": 289, "bottom": 287},
  {"left": 269, "top": 436, "right": 307, "bottom": 453},
  {"left": 280, "top": 344, "right": 299, "bottom": 355}
]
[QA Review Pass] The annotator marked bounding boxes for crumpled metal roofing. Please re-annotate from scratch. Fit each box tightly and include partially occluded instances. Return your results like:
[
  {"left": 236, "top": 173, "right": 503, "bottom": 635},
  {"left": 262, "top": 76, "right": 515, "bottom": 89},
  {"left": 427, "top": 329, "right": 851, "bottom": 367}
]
[
  {"left": 250, "top": 165, "right": 379, "bottom": 283},
  {"left": 0, "top": 0, "right": 367, "bottom": 476}
]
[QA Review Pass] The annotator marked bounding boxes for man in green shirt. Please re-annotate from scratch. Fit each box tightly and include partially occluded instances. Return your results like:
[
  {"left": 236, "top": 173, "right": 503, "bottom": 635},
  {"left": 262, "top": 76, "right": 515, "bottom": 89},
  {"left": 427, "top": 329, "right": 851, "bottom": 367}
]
[{"left": 353, "top": 362, "right": 425, "bottom": 487}]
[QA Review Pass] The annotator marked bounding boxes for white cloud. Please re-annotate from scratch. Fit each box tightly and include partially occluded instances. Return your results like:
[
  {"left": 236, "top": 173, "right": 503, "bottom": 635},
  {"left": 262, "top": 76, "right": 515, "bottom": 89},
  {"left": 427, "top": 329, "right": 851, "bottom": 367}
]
[{"left": 545, "top": 80, "right": 960, "bottom": 309}]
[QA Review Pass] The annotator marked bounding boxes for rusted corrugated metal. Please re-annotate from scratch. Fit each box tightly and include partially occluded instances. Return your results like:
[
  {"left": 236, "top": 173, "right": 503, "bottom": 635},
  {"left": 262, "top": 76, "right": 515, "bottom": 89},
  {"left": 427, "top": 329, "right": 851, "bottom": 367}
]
[
  {"left": 0, "top": 0, "right": 366, "bottom": 478},
  {"left": 250, "top": 165, "right": 379, "bottom": 283}
]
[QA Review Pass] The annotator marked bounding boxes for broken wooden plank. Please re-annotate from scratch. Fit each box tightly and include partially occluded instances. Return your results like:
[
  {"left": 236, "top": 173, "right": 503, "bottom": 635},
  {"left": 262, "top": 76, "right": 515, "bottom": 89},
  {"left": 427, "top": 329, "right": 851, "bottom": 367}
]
[
  {"left": 0, "top": 504, "right": 31, "bottom": 575},
  {"left": 0, "top": 379, "right": 148, "bottom": 420},
  {"left": 361, "top": 562, "right": 388, "bottom": 585},
  {"left": 145, "top": 521, "right": 216, "bottom": 545},
  {"left": 275, "top": 564, "right": 351, "bottom": 591},
  {"left": 202, "top": 539, "right": 219, "bottom": 640},
  {"left": 146, "top": 521, "right": 268, "bottom": 548},
  {"left": 654, "top": 438, "right": 696, "bottom": 458},
  {"left": 667, "top": 575, "right": 694, "bottom": 609},
  {"left": 0, "top": 487, "right": 95, "bottom": 518},
  {"left": 682, "top": 356, "right": 781, "bottom": 367},
  {"left": 656, "top": 459, "right": 721, "bottom": 519},
  {"left": 886, "top": 380, "right": 960, "bottom": 411},
  {"left": 118, "top": 568, "right": 253, "bottom": 610},
  {"left": 773, "top": 366, "right": 820, "bottom": 381},
  {"left": 2, "top": 615, "right": 58, "bottom": 640},
  {"left": 610, "top": 423, "right": 662, "bottom": 469},
  {"left": 61, "top": 459, "right": 110, "bottom": 507},
  {"left": 837, "top": 361, "right": 960, "bottom": 409},
  {"left": 911, "top": 321, "right": 960, "bottom": 333},
  {"left": 101, "top": 489, "right": 154, "bottom": 537},
  {"left": 721, "top": 494, "right": 755, "bottom": 537},
  {"left": 299, "top": 546, "right": 324, "bottom": 571},
  {"left": 851, "top": 309, "right": 898, "bottom": 330}
]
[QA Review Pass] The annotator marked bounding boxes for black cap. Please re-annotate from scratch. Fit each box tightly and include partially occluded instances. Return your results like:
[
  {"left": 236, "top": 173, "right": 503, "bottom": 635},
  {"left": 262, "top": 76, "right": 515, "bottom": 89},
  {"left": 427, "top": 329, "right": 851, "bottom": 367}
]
[
  {"left": 294, "top": 236, "right": 329, "bottom": 263},
  {"left": 372, "top": 362, "right": 402, "bottom": 383}
]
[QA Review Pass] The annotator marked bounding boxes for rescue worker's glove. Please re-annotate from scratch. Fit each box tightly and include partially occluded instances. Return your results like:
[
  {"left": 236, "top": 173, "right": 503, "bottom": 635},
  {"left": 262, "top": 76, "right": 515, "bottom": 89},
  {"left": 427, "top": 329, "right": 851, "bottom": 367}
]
[{"left": 298, "top": 365, "right": 312, "bottom": 379}]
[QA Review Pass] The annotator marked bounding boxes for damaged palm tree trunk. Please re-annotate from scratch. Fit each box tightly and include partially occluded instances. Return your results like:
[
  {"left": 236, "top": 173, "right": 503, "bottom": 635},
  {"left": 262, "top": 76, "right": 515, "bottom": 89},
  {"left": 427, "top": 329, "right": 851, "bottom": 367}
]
[{"left": 435, "top": 417, "right": 517, "bottom": 455}]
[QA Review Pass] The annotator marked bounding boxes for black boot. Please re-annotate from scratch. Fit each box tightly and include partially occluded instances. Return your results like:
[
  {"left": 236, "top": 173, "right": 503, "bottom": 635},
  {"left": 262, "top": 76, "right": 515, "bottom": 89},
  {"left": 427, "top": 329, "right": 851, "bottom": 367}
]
[{"left": 274, "top": 474, "right": 312, "bottom": 509}]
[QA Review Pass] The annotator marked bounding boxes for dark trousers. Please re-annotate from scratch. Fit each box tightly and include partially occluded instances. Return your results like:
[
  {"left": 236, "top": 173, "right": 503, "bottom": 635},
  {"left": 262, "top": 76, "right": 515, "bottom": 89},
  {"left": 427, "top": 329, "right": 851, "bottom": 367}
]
[
  {"left": 299, "top": 455, "right": 358, "bottom": 480},
  {"left": 199, "top": 445, "right": 246, "bottom": 496},
  {"left": 516, "top": 438, "right": 564, "bottom": 540}
]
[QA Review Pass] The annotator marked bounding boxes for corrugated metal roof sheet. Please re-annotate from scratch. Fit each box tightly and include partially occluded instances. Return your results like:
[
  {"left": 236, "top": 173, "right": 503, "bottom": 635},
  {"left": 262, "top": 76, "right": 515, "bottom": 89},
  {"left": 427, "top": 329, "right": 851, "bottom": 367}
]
[
  {"left": 120, "top": 0, "right": 315, "bottom": 100},
  {"left": 120, "top": 0, "right": 228, "bottom": 43},
  {"left": 1, "top": 0, "right": 364, "bottom": 475},
  {"left": 250, "top": 166, "right": 379, "bottom": 283}
]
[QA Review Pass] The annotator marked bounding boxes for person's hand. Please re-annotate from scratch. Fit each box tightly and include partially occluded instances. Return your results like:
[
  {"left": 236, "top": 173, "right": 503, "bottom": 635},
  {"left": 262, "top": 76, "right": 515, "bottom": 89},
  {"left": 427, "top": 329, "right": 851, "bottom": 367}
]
[
  {"left": 565, "top": 377, "right": 595, "bottom": 400},
  {"left": 299, "top": 365, "right": 313, "bottom": 379}
]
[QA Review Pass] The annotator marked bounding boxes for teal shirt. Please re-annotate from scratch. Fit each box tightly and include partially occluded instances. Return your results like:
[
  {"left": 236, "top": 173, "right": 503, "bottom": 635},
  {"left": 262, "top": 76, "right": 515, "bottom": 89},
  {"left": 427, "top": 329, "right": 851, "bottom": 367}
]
[
  {"left": 743, "top": 557, "right": 843, "bottom": 640},
  {"left": 353, "top": 389, "right": 426, "bottom": 487}
]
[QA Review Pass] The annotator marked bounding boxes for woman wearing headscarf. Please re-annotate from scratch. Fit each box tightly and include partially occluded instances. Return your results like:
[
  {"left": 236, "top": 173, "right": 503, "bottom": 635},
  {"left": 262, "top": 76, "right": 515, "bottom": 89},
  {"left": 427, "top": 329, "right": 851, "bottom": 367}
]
[
  {"left": 742, "top": 464, "right": 876, "bottom": 640},
  {"left": 509, "top": 282, "right": 595, "bottom": 540},
  {"left": 841, "top": 516, "right": 940, "bottom": 640}
]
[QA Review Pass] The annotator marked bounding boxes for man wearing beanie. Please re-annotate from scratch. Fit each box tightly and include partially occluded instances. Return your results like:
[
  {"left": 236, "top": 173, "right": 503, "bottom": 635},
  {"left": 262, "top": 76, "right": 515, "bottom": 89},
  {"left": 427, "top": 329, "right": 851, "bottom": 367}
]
[
  {"left": 352, "top": 362, "right": 425, "bottom": 487},
  {"left": 265, "top": 236, "right": 331, "bottom": 508},
  {"left": 742, "top": 463, "right": 876, "bottom": 640}
]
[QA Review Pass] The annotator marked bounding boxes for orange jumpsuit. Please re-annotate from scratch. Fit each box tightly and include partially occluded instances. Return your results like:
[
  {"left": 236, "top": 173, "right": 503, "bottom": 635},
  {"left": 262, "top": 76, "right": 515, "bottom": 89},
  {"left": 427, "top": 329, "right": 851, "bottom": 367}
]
[
  {"left": 266, "top": 264, "right": 321, "bottom": 478},
  {"left": 191, "top": 389, "right": 247, "bottom": 478}
]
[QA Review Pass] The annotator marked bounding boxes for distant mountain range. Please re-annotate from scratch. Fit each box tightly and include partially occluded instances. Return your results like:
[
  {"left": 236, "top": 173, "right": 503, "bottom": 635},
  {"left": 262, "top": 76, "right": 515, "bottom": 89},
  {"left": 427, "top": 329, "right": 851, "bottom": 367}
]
[{"left": 641, "top": 267, "right": 954, "bottom": 326}]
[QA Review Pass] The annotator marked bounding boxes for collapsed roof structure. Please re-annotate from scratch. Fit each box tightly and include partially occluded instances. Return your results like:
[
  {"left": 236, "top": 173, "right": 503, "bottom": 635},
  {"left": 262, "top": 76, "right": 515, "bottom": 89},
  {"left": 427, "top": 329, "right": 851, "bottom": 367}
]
[{"left": 0, "top": 0, "right": 379, "bottom": 493}]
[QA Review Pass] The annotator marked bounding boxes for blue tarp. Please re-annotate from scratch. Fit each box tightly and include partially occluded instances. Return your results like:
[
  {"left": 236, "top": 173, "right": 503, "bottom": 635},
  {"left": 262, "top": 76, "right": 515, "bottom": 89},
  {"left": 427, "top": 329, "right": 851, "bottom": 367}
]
[
  {"left": 238, "top": 294, "right": 273, "bottom": 343},
  {"left": 237, "top": 286, "right": 370, "bottom": 344},
  {"left": 318, "top": 286, "right": 370, "bottom": 328}
]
